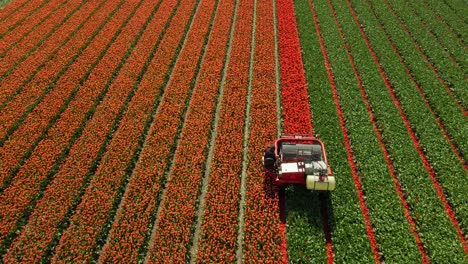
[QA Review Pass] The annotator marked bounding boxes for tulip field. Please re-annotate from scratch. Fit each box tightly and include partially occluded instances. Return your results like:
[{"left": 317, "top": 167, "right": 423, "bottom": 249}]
[{"left": 0, "top": 0, "right": 466, "bottom": 262}]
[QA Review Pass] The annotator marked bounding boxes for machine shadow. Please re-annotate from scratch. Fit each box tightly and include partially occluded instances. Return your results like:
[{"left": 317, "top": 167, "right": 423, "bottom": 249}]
[{"left": 263, "top": 172, "right": 335, "bottom": 232}]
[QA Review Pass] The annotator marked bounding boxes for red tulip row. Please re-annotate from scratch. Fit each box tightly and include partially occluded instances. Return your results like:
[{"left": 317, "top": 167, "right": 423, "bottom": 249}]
[
  {"left": 192, "top": 0, "right": 252, "bottom": 262},
  {"left": 0, "top": 0, "right": 49, "bottom": 36},
  {"left": 0, "top": 0, "right": 31, "bottom": 22},
  {"left": 0, "top": 0, "right": 158, "bottom": 260},
  {"left": 241, "top": 0, "right": 284, "bottom": 262},
  {"left": 0, "top": 0, "right": 69, "bottom": 58},
  {"left": 276, "top": 0, "right": 311, "bottom": 135},
  {"left": 97, "top": 0, "right": 224, "bottom": 261},
  {"left": 0, "top": 0, "right": 85, "bottom": 85},
  {"left": 0, "top": 0, "right": 118, "bottom": 191}
]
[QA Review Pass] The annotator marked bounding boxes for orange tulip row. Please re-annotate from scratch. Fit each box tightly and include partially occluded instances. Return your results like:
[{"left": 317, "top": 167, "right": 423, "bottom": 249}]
[
  {"left": 0, "top": 0, "right": 68, "bottom": 53},
  {"left": 50, "top": 0, "right": 203, "bottom": 261},
  {"left": 0, "top": 0, "right": 50, "bottom": 37},
  {"left": 0, "top": 0, "right": 112, "bottom": 183},
  {"left": 0, "top": 0, "right": 32, "bottom": 22},
  {"left": 141, "top": 0, "right": 237, "bottom": 262},
  {"left": 241, "top": 0, "right": 285, "bottom": 262},
  {"left": 0, "top": 0, "right": 91, "bottom": 104},
  {"left": 98, "top": 0, "right": 225, "bottom": 262},
  {"left": 1, "top": 0, "right": 174, "bottom": 261},
  {"left": 193, "top": 0, "right": 253, "bottom": 261}
]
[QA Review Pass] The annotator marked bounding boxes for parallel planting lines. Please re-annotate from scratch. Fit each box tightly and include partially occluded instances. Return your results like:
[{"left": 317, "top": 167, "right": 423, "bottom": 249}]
[
  {"left": 347, "top": 0, "right": 468, "bottom": 253},
  {"left": 241, "top": 0, "right": 286, "bottom": 262},
  {"left": 0, "top": 0, "right": 160, "bottom": 259},
  {"left": 50, "top": 0, "right": 201, "bottom": 261},
  {"left": 0, "top": 0, "right": 50, "bottom": 37},
  {"left": 324, "top": 0, "right": 428, "bottom": 261}
]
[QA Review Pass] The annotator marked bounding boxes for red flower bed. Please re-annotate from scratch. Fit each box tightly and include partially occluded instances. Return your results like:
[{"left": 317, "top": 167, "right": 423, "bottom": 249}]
[
  {"left": 0, "top": 0, "right": 161, "bottom": 259},
  {"left": 276, "top": 0, "right": 311, "bottom": 135},
  {"left": 241, "top": 0, "right": 284, "bottom": 261},
  {"left": 99, "top": 0, "right": 224, "bottom": 261},
  {"left": 51, "top": 0, "right": 203, "bottom": 261}
]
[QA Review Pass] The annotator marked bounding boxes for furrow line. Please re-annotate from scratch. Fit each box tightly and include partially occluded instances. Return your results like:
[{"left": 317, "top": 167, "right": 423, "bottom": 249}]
[
  {"left": 363, "top": 0, "right": 467, "bottom": 170},
  {"left": 188, "top": 0, "right": 237, "bottom": 262},
  {"left": 0, "top": 0, "right": 71, "bottom": 58},
  {"left": 0, "top": 0, "right": 154, "bottom": 259},
  {"left": 326, "top": 0, "right": 429, "bottom": 261},
  {"left": 235, "top": 0, "right": 256, "bottom": 260},
  {"left": 381, "top": 0, "right": 467, "bottom": 114},
  {"left": 310, "top": 0, "right": 381, "bottom": 262},
  {"left": 0, "top": 0, "right": 50, "bottom": 38},
  {"left": 49, "top": 0, "right": 199, "bottom": 261},
  {"left": 0, "top": 0, "right": 117, "bottom": 193},
  {"left": 346, "top": 0, "right": 468, "bottom": 254}
]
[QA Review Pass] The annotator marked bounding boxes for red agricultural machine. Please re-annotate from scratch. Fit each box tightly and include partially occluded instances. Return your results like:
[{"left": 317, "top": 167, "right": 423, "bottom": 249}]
[{"left": 262, "top": 135, "right": 335, "bottom": 191}]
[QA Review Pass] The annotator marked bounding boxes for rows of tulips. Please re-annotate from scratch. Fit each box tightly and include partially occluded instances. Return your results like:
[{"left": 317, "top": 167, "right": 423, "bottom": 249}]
[
  {"left": 402, "top": 0, "right": 465, "bottom": 71},
  {"left": 0, "top": 0, "right": 50, "bottom": 37},
  {"left": 0, "top": 0, "right": 86, "bottom": 89},
  {"left": 328, "top": 0, "right": 467, "bottom": 260},
  {"left": 0, "top": 0, "right": 115, "bottom": 195},
  {"left": 0, "top": 0, "right": 130, "bottom": 250},
  {"left": 241, "top": 0, "right": 285, "bottom": 262},
  {"left": 0, "top": 0, "right": 161, "bottom": 260},
  {"left": 50, "top": 0, "right": 201, "bottom": 261},
  {"left": 375, "top": 0, "right": 468, "bottom": 152},
  {"left": 312, "top": 0, "right": 429, "bottom": 261},
  {"left": 361, "top": 0, "right": 467, "bottom": 170},
  {"left": 381, "top": 0, "right": 467, "bottom": 110},
  {"left": 97, "top": 0, "right": 223, "bottom": 261},
  {"left": 142, "top": 1, "right": 237, "bottom": 262},
  {"left": 350, "top": 0, "right": 468, "bottom": 251},
  {"left": 0, "top": 0, "right": 31, "bottom": 21},
  {"left": 0, "top": 0, "right": 68, "bottom": 50},
  {"left": 192, "top": 0, "right": 252, "bottom": 261}
]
